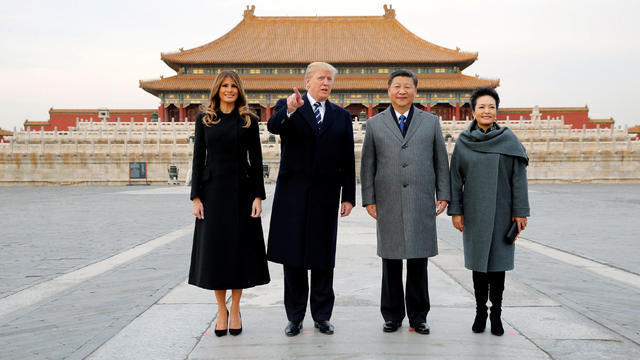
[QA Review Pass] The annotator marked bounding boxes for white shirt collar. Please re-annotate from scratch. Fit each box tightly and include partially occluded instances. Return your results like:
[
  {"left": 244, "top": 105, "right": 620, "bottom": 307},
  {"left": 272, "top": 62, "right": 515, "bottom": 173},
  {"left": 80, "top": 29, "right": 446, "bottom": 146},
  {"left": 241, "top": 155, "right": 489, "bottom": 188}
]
[
  {"left": 307, "top": 93, "right": 325, "bottom": 109},
  {"left": 394, "top": 108, "right": 410, "bottom": 120}
]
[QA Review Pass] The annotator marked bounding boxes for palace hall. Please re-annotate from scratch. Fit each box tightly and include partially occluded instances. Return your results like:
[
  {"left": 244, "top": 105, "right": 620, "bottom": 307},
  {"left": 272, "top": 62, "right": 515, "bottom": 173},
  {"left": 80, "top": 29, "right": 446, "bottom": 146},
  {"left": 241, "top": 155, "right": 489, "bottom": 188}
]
[
  {"left": 139, "top": 5, "right": 497, "bottom": 123},
  {"left": 22, "top": 5, "right": 613, "bottom": 132}
]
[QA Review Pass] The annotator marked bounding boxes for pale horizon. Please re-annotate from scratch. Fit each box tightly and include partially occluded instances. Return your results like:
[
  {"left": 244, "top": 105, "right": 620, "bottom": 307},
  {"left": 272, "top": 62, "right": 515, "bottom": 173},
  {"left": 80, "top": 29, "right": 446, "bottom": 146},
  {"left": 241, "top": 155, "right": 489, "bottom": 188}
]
[{"left": 1, "top": 0, "right": 638, "bottom": 131}]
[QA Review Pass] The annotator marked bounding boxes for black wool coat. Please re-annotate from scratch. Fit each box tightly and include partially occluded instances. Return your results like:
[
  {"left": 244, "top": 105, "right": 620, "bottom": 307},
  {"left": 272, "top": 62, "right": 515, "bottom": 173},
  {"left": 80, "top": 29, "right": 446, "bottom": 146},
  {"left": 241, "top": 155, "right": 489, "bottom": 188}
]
[
  {"left": 266, "top": 95, "right": 356, "bottom": 269},
  {"left": 188, "top": 111, "right": 269, "bottom": 290}
]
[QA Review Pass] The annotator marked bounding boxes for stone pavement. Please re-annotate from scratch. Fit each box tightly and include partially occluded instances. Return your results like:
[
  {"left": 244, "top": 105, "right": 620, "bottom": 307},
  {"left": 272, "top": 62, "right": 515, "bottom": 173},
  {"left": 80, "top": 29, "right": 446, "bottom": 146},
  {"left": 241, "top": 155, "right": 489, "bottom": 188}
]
[
  {"left": 86, "top": 187, "right": 639, "bottom": 360},
  {"left": 1, "top": 185, "right": 639, "bottom": 359}
]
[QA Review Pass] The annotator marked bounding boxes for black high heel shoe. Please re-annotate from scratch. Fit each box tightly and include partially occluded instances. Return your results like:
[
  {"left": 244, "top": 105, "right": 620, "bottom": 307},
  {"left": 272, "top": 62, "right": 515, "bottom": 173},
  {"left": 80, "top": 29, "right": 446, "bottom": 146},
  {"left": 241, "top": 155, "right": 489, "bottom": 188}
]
[
  {"left": 229, "top": 312, "right": 242, "bottom": 336},
  {"left": 214, "top": 310, "right": 228, "bottom": 337}
]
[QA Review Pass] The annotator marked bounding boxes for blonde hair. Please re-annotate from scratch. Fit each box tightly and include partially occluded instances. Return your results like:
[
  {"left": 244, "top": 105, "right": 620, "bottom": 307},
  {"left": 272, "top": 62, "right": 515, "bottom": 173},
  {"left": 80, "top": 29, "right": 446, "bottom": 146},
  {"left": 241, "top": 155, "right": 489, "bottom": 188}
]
[
  {"left": 200, "top": 70, "right": 257, "bottom": 128},
  {"left": 304, "top": 62, "right": 338, "bottom": 81}
]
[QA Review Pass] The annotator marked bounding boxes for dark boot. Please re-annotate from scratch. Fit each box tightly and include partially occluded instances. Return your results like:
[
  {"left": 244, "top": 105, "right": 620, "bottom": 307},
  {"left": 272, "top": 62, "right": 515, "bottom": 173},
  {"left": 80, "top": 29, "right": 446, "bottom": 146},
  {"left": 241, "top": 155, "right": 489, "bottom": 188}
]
[
  {"left": 472, "top": 271, "right": 488, "bottom": 333},
  {"left": 488, "top": 271, "right": 505, "bottom": 336}
]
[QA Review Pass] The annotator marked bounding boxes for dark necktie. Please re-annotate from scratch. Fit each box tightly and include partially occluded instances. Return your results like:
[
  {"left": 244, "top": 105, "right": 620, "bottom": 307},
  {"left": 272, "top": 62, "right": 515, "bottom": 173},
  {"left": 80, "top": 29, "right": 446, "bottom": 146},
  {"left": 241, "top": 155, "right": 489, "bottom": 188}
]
[
  {"left": 399, "top": 114, "right": 406, "bottom": 136},
  {"left": 313, "top": 102, "right": 322, "bottom": 127}
]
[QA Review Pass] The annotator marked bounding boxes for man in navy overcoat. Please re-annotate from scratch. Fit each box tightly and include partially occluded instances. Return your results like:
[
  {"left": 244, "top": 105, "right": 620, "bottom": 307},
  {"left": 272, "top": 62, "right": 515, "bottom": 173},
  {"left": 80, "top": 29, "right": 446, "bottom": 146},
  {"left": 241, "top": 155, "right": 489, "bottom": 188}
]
[{"left": 267, "top": 62, "right": 356, "bottom": 336}]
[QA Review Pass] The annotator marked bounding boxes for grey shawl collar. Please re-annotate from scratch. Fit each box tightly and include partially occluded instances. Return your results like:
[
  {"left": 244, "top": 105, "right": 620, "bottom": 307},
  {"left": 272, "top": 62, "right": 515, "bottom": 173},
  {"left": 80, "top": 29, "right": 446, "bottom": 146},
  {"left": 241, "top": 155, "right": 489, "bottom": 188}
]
[{"left": 458, "top": 120, "right": 529, "bottom": 165}]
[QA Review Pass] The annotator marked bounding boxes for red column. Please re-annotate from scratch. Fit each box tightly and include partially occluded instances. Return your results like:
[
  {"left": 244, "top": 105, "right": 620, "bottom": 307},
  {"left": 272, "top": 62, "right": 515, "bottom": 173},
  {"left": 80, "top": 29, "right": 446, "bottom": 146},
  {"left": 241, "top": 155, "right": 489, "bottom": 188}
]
[
  {"left": 455, "top": 102, "right": 461, "bottom": 121},
  {"left": 179, "top": 103, "right": 185, "bottom": 122},
  {"left": 265, "top": 103, "right": 271, "bottom": 121},
  {"left": 367, "top": 103, "right": 373, "bottom": 119},
  {"left": 426, "top": 103, "right": 431, "bottom": 113},
  {"left": 159, "top": 104, "right": 166, "bottom": 122}
]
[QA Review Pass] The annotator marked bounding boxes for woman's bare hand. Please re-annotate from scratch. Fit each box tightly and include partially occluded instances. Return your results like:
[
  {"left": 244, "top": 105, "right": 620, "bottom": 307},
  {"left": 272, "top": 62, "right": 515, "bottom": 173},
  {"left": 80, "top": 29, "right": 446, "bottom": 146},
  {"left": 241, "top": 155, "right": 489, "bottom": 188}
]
[
  {"left": 452, "top": 214, "right": 464, "bottom": 232},
  {"left": 192, "top": 198, "right": 204, "bottom": 220},
  {"left": 251, "top": 198, "right": 262, "bottom": 218}
]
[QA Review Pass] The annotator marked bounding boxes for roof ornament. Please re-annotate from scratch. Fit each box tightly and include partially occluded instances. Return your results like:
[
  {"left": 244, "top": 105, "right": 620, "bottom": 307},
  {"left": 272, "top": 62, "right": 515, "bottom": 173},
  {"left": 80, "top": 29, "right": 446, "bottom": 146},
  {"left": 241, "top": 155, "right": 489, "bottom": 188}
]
[
  {"left": 383, "top": 4, "right": 396, "bottom": 18},
  {"left": 244, "top": 5, "right": 256, "bottom": 19},
  {"left": 179, "top": 47, "right": 184, "bottom": 52}
]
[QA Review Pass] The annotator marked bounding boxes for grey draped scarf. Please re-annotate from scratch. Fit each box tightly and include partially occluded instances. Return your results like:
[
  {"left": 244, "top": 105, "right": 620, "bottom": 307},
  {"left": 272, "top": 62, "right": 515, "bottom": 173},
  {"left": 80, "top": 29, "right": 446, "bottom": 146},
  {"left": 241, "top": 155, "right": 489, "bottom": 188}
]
[{"left": 457, "top": 120, "right": 529, "bottom": 165}]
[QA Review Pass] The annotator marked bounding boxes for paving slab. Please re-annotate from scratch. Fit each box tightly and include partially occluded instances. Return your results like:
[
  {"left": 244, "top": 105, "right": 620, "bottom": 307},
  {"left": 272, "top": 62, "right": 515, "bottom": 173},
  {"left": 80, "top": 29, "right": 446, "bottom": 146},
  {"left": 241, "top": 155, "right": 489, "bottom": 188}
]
[{"left": 189, "top": 306, "right": 549, "bottom": 360}]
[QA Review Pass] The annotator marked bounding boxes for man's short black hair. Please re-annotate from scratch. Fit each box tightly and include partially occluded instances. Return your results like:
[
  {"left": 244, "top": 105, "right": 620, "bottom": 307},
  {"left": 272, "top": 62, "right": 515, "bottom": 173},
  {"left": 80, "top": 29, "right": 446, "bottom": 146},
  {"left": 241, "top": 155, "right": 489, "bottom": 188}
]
[
  {"left": 470, "top": 87, "right": 500, "bottom": 110},
  {"left": 388, "top": 69, "right": 418, "bottom": 87}
]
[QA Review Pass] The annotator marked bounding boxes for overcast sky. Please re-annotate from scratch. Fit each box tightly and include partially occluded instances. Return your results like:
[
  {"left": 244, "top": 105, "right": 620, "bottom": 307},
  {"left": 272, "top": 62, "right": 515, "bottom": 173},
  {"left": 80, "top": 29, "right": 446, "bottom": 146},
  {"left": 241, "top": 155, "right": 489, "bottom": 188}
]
[{"left": 0, "top": 0, "right": 638, "bottom": 131}]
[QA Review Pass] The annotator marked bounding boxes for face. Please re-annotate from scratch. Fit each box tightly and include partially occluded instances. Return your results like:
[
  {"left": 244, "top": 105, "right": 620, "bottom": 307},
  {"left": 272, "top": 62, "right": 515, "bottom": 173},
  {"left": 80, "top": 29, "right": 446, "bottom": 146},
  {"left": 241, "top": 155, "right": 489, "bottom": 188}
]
[
  {"left": 388, "top": 76, "right": 417, "bottom": 110},
  {"left": 473, "top": 95, "right": 497, "bottom": 128},
  {"left": 218, "top": 76, "right": 239, "bottom": 106},
  {"left": 305, "top": 70, "right": 333, "bottom": 102}
]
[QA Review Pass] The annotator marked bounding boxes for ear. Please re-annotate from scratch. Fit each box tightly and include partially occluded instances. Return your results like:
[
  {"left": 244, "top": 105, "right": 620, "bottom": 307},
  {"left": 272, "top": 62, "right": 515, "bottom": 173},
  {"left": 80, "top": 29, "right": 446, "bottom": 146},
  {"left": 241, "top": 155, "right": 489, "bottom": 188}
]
[{"left": 304, "top": 77, "right": 310, "bottom": 90}]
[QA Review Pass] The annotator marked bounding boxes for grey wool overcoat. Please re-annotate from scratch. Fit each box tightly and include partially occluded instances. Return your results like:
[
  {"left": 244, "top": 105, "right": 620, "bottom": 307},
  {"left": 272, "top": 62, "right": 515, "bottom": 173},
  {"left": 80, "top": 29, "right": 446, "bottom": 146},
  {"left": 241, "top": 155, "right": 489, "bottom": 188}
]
[
  {"left": 360, "top": 105, "right": 450, "bottom": 259},
  {"left": 447, "top": 121, "right": 530, "bottom": 272}
]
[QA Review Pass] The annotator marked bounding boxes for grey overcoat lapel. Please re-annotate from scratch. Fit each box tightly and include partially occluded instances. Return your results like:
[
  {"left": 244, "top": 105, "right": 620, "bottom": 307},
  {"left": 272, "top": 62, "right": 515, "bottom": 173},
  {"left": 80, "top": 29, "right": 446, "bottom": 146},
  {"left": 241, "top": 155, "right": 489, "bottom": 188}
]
[
  {"left": 403, "top": 105, "right": 423, "bottom": 144},
  {"left": 381, "top": 107, "right": 404, "bottom": 143}
]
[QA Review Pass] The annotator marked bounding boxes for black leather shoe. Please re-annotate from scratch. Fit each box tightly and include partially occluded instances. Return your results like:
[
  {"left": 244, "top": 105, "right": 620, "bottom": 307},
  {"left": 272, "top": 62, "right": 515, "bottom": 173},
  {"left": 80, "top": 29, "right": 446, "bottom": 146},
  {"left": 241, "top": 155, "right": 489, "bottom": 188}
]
[
  {"left": 314, "top": 320, "right": 334, "bottom": 335},
  {"left": 284, "top": 321, "right": 303, "bottom": 337},
  {"left": 229, "top": 312, "right": 242, "bottom": 336},
  {"left": 383, "top": 320, "right": 401, "bottom": 333},
  {"left": 410, "top": 322, "right": 430, "bottom": 335},
  {"left": 214, "top": 310, "right": 228, "bottom": 337}
]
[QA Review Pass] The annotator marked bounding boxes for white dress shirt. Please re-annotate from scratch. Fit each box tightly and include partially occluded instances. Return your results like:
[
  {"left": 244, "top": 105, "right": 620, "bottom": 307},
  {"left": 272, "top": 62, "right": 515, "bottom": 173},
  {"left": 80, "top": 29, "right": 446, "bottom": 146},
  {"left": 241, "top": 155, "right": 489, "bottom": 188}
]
[{"left": 287, "top": 93, "right": 326, "bottom": 121}]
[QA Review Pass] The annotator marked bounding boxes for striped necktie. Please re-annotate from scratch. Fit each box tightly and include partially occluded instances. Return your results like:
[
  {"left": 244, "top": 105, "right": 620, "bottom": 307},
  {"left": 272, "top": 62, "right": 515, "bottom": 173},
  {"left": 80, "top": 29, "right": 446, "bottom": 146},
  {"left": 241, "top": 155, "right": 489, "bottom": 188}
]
[
  {"left": 313, "top": 102, "right": 322, "bottom": 127},
  {"left": 399, "top": 114, "right": 406, "bottom": 136}
]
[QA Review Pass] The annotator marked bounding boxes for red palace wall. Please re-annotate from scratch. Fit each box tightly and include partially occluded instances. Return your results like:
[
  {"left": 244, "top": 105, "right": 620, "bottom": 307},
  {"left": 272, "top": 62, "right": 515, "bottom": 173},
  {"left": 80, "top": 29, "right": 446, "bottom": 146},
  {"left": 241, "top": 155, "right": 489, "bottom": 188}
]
[
  {"left": 24, "top": 106, "right": 614, "bottom": 132},
  {"left": 498, "top": 107, "right": 611, "bottom": 129},
  {"left": 24, "top": 109, "right": 157, "bottom": 132}
]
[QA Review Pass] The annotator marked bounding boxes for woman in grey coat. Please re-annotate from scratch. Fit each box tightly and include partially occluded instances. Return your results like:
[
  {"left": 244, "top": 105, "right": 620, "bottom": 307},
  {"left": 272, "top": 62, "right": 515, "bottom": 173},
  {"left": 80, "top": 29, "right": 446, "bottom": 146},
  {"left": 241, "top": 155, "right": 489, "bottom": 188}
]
[{"left": 448, "top": 87, "right": 529, "bottom": 336}]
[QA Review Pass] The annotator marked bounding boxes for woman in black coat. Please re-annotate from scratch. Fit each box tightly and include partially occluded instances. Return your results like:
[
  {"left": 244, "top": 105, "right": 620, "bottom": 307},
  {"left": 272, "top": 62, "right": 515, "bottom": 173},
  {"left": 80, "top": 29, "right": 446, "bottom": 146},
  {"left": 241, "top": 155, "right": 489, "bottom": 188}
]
[
  {"left": 189, "top": 71, "right": 270, "bottom": 337},
  {"left": 448, "top": 87, "right": 529, "bottom": 336}
]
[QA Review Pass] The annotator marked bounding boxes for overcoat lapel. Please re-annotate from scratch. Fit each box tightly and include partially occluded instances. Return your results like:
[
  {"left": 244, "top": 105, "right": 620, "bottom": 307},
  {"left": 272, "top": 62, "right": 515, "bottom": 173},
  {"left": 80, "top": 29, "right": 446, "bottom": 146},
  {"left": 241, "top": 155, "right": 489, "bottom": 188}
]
[
  {"left": 403, "top": 105, "right": 422, "bottom": 145},
  {"left": 300, "top": 93, "right": 319, "bottom": 133},
  {"left": 381, "top": 107, "right": 404, "bottom": 143},
  {"left": 318, "top": 100, "right": 336, "bottom": 136}
]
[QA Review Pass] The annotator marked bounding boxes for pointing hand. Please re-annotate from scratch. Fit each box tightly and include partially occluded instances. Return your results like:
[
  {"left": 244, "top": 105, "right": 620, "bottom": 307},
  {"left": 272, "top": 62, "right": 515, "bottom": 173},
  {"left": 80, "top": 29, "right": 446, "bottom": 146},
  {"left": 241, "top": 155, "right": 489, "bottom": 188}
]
[{"left": 287, "top": 87, "right": 304, "bottom": 113}]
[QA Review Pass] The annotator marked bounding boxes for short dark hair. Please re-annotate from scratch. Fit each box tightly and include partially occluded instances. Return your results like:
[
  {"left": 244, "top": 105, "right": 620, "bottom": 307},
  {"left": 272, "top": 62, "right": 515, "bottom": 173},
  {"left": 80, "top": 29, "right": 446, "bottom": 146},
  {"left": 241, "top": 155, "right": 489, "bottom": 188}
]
[
  {"left": 470, "top": 87, "right": 500, "bottom": 110},
  {"left": 388, "top": 69, "right": 418, "bottom": 87}
]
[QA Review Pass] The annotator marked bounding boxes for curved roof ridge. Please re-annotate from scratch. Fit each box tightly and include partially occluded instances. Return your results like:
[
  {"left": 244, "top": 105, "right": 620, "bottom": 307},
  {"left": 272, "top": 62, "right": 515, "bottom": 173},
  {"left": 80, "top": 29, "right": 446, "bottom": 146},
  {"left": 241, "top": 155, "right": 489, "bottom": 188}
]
[
  {"left": 159, "top": 6, "right": 480, "bottom": 70},
  {"left": 161, "top": 16, "right": 247, "bottom": 59},
  {"left": 387, "top": 16, "right": 477, "bottom": 60}
]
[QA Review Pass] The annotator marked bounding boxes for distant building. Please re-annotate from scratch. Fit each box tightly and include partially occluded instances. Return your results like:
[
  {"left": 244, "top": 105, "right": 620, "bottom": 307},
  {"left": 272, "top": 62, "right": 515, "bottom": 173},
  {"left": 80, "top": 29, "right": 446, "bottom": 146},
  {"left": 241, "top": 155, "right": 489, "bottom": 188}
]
[
  {"left": 139, "top": 5, "right": 497, "bottom": 123},
  {"left": 24, "top": 108, "right": 156, "bottom": 131},
  {"left": 499, "top": 107, "right": 613, "bottom": 129},
  {"left": 0, "top": 128, "right": 13, "bottom": 143},
  {"left": 27, "top": 5, "right": 615, "bottom": 132}
]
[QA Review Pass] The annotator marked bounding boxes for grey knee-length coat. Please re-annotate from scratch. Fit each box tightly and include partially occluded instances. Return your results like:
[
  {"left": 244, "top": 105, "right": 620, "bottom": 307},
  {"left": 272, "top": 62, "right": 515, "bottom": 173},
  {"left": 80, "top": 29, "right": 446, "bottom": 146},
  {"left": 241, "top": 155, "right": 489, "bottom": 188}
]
[
  {"left": 361, "top": 105, "right": 450, "bottom": 259},
  {"left": 447, "top": 121, "right": 530, "bottom": 272}
]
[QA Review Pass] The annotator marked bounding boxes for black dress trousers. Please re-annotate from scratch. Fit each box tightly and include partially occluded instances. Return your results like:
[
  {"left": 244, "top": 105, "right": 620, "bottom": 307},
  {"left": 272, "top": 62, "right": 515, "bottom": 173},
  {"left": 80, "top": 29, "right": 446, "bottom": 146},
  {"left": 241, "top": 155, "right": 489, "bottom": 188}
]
[
  {"left": 381, "top": 258, "right": 430, "bottom": 325},
  {"left": 283, "top": 265, "right": 335, "bottom": 322}
]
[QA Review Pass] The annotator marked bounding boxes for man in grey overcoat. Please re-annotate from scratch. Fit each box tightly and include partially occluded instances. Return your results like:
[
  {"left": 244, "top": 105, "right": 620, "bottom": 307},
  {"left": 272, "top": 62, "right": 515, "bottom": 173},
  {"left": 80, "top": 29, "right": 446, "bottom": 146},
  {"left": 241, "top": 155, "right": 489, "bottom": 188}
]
[{"left": 360, "top": 69, "right": 450, "bottom": 335}]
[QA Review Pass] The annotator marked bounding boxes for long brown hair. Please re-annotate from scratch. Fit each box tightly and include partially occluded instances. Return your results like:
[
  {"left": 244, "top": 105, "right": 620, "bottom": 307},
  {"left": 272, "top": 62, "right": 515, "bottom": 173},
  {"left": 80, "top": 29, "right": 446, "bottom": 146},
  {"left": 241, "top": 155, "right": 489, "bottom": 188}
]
[{"left": 200, "top": 70, "right": 257, "bottom": 128}]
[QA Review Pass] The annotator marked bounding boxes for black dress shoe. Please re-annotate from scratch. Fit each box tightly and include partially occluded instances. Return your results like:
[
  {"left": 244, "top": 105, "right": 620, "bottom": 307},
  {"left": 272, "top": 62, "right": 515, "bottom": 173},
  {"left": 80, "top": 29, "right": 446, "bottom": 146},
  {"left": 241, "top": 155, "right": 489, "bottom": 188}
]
[
  {"left": 383, "top": 320, "right": 401, "bottom": 333},
  {"left": 284, "top": 321, "right": 303, "bottom": 337},
  {"left": 410, "top": 322, "right": 430, "bottom": 335},
  {"left": 214, "top": 310, "right": 229, "bottom": 337},
  {"left": 314, "top": 320, "right": 334, "bottom": 335},
  {"left": 229, "top": 312, "right": 242, "bottom": 336}
]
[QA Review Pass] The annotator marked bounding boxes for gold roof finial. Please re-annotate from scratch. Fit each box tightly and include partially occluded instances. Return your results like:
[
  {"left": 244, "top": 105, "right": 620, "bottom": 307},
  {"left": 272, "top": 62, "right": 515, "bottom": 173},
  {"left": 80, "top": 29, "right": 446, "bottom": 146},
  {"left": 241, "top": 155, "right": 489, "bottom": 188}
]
[
  {"left": 383, "top": 4, "right": 396, "bottom": 18},
  {"left": 244, "top": 5, "right": 256, "bottom": 18}
]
